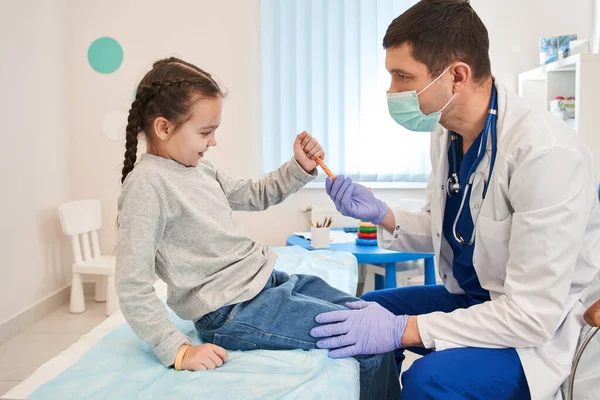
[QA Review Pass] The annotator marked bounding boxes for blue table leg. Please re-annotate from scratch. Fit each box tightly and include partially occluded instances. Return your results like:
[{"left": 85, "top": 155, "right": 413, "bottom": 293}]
[
  {"left": 385, "top": 263, "right": 397, "bottom": 289},
  {"left": 424, "top": 256, "right": 436, "bottom": 285},
  {"left": 375, "top": 273, "right": 384, "bottom": 290}
]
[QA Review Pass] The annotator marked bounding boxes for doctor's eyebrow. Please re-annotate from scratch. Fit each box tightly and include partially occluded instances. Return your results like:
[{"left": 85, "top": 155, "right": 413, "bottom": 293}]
[{"left": 388, "top": 68, "right": 413, "bottom": 76}]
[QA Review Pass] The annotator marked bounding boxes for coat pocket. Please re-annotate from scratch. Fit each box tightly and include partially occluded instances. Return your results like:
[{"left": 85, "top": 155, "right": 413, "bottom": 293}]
[{"left": 475, "top": 215, "right": 512, "bottom": 281}]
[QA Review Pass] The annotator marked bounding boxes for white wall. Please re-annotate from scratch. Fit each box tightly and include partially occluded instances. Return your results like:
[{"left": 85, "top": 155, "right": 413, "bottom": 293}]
[
  {"left": 594, "top": 0, "right": 600, "bottom": 52},
  {"left": 0, "top": 0, "right": 70, "bottom": 324},
  {"left": 473, "top": 0, "right": 594, "bottom": 92}
]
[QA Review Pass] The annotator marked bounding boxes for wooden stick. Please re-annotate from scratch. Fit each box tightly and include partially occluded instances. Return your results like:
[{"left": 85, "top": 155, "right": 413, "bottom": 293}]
[{"left": 315, "top": 157, "right": 336, "bottom": 181}]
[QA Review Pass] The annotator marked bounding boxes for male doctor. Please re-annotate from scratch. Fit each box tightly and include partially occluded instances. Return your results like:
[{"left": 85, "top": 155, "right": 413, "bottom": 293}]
[{"left": 310, "top": 0, "right": 600, "bottom": 398}]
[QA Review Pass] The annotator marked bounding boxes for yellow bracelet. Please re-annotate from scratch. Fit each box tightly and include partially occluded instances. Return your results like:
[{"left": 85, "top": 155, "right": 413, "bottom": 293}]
[{"left": 174, "top": 344, "right": 191, "bottom": 371}]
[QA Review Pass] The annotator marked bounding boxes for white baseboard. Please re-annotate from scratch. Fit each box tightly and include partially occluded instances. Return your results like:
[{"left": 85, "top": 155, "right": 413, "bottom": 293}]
[
  {"left": 0, "top": 275, "right": 106, "bottom": 344},
  {"left": 0, "top": 285, "right": 71, "bottom": 344}
]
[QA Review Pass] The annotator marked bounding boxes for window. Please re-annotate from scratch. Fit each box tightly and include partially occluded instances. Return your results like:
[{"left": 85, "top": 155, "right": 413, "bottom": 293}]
[{"left": 261, "top": 0, "right": 428, "bottom": 184}]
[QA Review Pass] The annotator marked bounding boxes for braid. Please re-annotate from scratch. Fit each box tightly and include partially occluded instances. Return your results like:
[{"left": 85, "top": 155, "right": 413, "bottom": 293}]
[
  {"left": 121, "top": 82, "right": 170, "bottom": 183},
  {"left": 152, "top": 57, "right": 222, "bottom": 93},
  {"left": 150, "top": 77, "right": 218, "bottom": 94},
  {"left": 121, "top": 102, "right": 141, "bottom": 183}
]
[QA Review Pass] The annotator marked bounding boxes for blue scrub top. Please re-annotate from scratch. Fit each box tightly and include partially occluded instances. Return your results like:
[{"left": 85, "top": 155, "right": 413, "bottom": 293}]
[{"left": 442, "top": 133, "right": 491, "bottom": 304}]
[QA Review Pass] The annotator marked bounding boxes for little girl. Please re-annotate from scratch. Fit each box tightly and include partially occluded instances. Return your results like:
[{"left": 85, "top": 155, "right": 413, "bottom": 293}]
[{"left": 116, "top": 57, "right": 399, "bottom": 399}]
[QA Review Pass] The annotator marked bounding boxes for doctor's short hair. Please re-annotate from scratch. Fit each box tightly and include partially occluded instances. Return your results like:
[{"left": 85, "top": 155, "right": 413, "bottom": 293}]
[{"left": 383, "top": 0, "right": 491, "bottom": 84}]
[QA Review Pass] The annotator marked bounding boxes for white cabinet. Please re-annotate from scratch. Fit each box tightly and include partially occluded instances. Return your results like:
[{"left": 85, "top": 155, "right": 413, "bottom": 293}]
[{"left": 518, "top": 53, "right": 600, "bottom": 177}]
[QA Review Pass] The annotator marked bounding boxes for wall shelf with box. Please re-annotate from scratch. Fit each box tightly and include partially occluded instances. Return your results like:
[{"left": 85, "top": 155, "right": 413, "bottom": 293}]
[{"left": 518, "top": 53, "right": 600, "bottom": 178}]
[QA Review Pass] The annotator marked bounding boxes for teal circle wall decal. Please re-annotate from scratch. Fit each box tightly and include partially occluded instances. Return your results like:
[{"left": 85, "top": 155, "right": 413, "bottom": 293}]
[{"left": 88, "top": 37, "right": 123, "bottom": 74}]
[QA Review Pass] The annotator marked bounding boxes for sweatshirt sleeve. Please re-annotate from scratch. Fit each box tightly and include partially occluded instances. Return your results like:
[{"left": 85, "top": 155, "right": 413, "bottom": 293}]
[
  {"left": 215, "top": 157, "right": 316, "bottom": 211},
  {"left": 116, "top": 175, "right": 191, "bottom": 367}
]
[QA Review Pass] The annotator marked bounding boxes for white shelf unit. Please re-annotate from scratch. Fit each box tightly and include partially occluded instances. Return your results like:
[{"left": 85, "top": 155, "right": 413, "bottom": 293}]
[{"left": 518, "top": 53, "right": 600, "bottom": 178}]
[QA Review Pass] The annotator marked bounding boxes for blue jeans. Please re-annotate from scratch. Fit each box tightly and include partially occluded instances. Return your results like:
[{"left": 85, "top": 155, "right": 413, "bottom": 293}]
[
  {"left": 362, "top": 285, "right": 531, "bottom": 399},
  {"left": 195, "top": 270, "right": 400, "bottom": 400}
]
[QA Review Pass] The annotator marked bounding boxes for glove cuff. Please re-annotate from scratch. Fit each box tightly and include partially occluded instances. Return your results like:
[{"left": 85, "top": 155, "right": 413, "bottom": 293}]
[
  {"left": 393, "top": 315, "right": 410, "bottom": 349},
  {"left": 370, "top": 200, "right": 389, "bottom": 225}
]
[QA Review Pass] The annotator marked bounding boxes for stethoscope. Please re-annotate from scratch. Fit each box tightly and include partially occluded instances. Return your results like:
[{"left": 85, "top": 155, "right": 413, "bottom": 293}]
[{"left": 446, "top": 83, "right": 498, "bottom": 246}]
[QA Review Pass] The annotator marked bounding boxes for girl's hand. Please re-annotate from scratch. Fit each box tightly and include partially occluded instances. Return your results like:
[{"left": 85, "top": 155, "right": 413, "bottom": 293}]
[
  {"left": 294, "top": 131, "right": 325, "bottom": 173},
  {"left": 180, "top": 343, "right": 229, "bottom": 371}
]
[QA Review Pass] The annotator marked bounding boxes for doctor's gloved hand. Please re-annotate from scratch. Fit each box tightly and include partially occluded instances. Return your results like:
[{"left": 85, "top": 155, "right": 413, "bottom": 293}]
[
  {"left": 309, "top": 301, "right": 409, "bottom": 358},
  {"left": 325, "top": 176, "right": 389, "bottom": 224}
]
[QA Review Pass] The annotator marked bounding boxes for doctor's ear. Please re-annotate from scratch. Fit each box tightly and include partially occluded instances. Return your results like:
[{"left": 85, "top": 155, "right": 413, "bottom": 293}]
[{"left": 450, "top": 62, "right": 471, "bottom": 91}]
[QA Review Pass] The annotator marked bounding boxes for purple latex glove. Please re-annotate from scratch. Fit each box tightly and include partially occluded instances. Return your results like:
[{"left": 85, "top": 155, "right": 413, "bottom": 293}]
[
  {"left": 325, "top": 176, "right": 388, "bottom": 224},
  {"left": 310, "top": 301, "right": 409, "bottom": 358}
]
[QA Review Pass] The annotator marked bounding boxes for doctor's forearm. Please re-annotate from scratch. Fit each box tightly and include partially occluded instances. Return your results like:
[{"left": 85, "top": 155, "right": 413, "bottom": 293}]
[
  {"left": 379, "top": 208, "right": 396, "bottom": 233},
  {"left": 401, "top": 316, "right": 423, "bottom": 347}
]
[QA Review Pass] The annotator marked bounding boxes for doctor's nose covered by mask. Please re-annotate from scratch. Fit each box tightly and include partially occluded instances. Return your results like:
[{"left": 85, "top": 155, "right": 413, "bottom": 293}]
[{"left": 387, "top": 65, "right": 457, "bottom": 133}]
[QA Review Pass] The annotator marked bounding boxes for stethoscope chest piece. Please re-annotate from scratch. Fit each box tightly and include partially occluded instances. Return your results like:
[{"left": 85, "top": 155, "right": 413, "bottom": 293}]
[{"left": 446, "top": 174, "right": 461, "bottom": 196}]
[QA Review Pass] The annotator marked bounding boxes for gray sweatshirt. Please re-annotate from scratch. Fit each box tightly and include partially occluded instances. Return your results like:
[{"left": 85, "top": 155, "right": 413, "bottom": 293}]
[{"left": 116, "top": 154, "right": 316, "bottom": 366}]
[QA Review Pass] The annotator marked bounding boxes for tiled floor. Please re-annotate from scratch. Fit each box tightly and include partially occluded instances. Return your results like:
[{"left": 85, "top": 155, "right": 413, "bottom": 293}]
[
  {"left": 0, "top": 297, "right": 420, "bottom": 397},
  {"left": 0, "top": 299, "right": 108, "bottom": 395}
]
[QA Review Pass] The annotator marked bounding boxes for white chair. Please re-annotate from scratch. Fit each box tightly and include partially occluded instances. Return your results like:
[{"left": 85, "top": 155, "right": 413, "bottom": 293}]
[{"left": 58, "top": 200, "right": 117, "bottom": 316}]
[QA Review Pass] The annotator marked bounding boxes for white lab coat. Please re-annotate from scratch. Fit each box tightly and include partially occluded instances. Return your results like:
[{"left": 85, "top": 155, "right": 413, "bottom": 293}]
[{"left": 378, "top": 83, "right": 600, "bottom": 399}]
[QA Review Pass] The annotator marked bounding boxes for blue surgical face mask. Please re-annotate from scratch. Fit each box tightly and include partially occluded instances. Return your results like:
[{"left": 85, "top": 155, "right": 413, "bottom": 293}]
[{"left": 387, "top": 65, "right": 456, "bottom": 132}]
